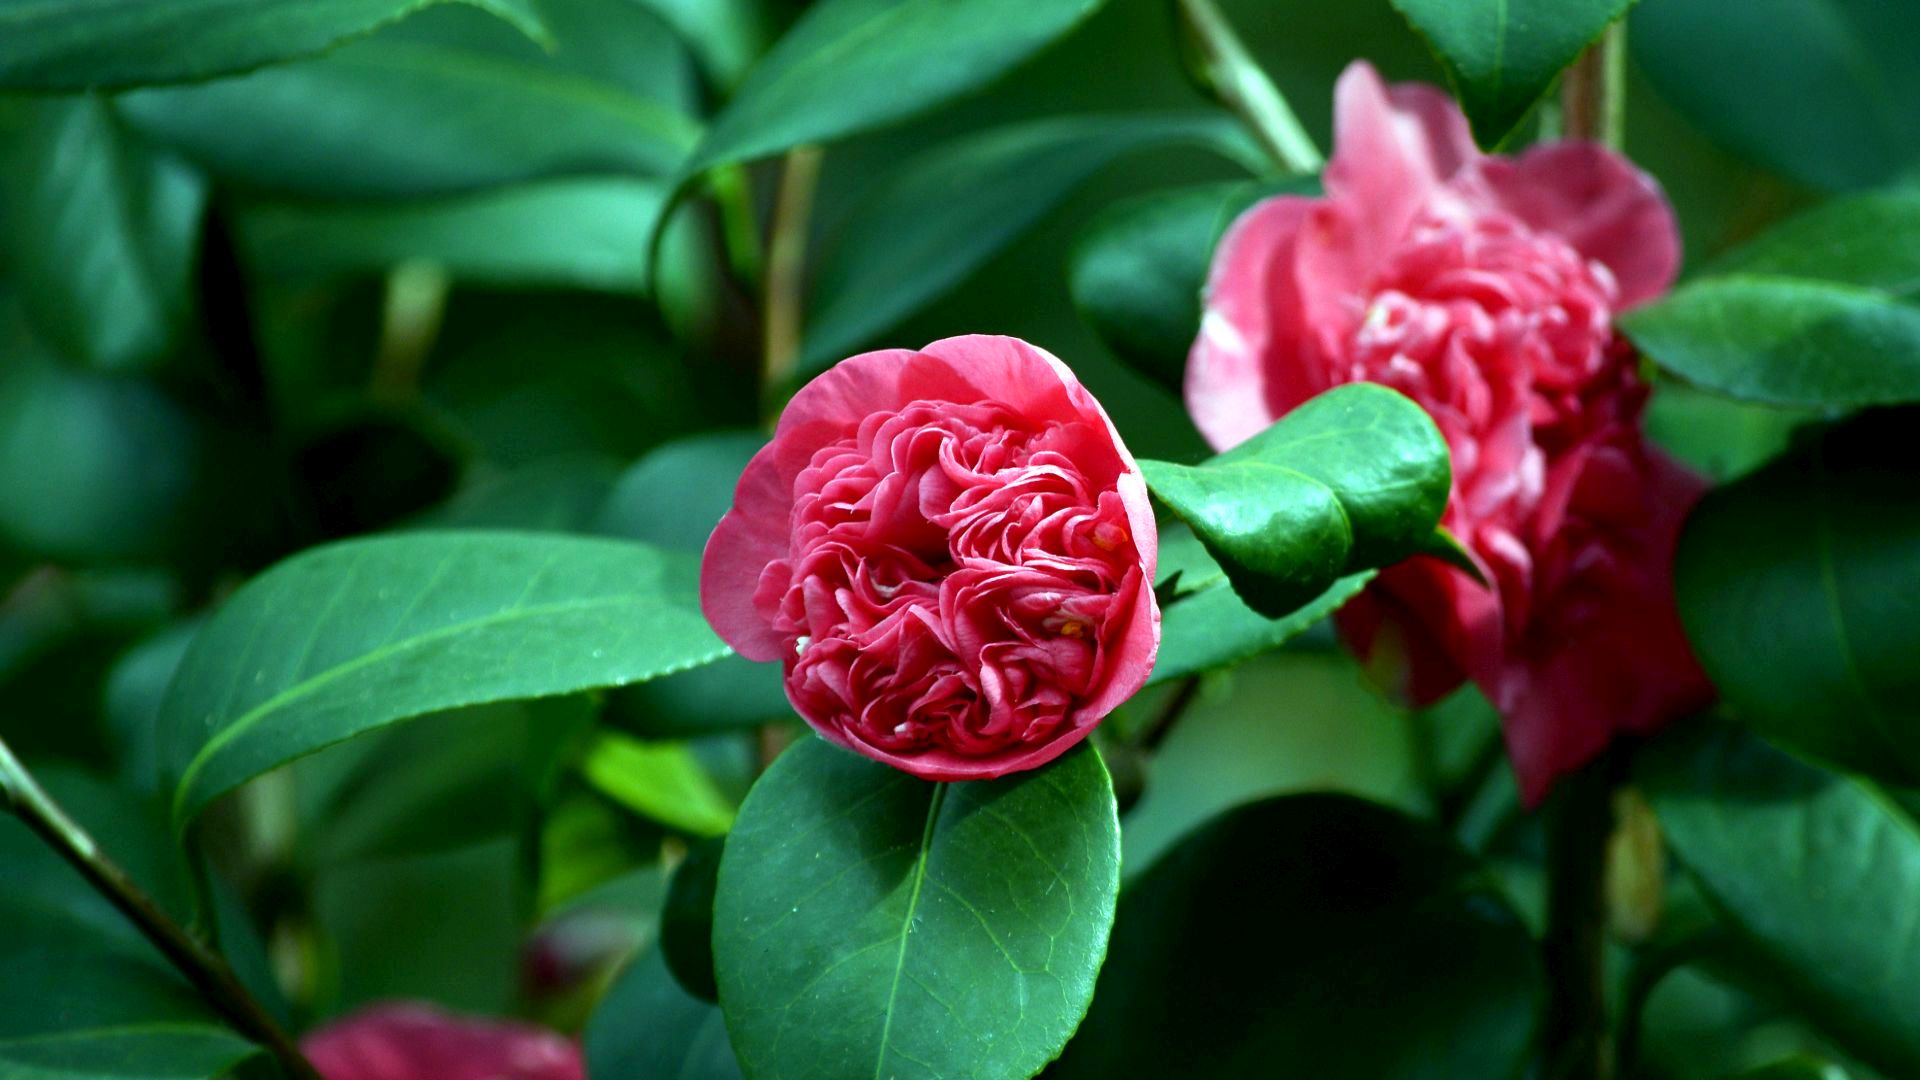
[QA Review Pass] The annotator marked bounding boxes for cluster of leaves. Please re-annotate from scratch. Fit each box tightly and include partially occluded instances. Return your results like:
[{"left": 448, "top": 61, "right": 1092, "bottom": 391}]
[{"left": 1, "top": 0, "right": 1918, "bottom": 1078}]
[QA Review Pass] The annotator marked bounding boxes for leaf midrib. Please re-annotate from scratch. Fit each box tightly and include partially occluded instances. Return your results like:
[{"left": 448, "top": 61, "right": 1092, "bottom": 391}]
[{"left": 874, "top": 782, "right": 947, "bottom": 1080}]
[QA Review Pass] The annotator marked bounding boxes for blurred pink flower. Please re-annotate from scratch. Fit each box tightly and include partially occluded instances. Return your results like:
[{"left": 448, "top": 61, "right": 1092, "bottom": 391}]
[
  {"left": 704, "top": 335, "right": 1159, "bottom": 780},
  {"left": 1187, "top": 60, "right": 1712, "bottom": 803},
  {"left": 302, "top": 1003, "right": 582, "bottom": 1080}
]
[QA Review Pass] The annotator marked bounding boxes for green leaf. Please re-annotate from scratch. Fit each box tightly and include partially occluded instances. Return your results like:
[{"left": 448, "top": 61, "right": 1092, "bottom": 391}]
[
  {"left": 597, "top": 432, "right": 794, "bottom": 738},
  {"left": 800, "top": 112, "right": 1259, "bottom": 371},
  {"left": 0, "top": 0, "right": 548, "bottom": 91},
  {"left": 1391, "top": 0, "right": 1632, "bottom": 147},
  {"left": 683, "top": 0, "right": 1106, "bottom": 175},
  {"left": 1140, "top": 383, "right": 1453, "bottom": 618},
  {"left": 1052, "top": 793, "right": 1539, "bottom": 1077},
  {"left": 1631, "top": 0, "right": 1920, "bottom": 191},
  {"left": 713, "top": 738, "right": 1120, "bottom": 1080},
  {"left": 582, "top": 731, "right": 738, "bottom": 837},
  {"left": 160, "top": 532, "right": 730, "bottom": 833},
  {"left": 1068, "top": 179, "right": 1282, "bottom": 394},
  {"left": 0, "top": 770, "right": 262, "bottom": 1078},
  {"left": 1149, "top": 526, "right": 1372, "bottom": 686},
  {"left": 417, "top": 456, "right": 625, "bottom": 533},
  {"left": 238, "top": 179, "right": 672, "bottom": 293},
  {"left": 633, "top": 0, "right": 770, "bottom": 90},
  {"left": 1730, "top": 1060, "right": 1852, "bottom": 1080},
  {"left": 0, "top": 97, "right": 205, "bottom": 372},
  {"left": 119, "top": 3, "right": 699, "bottom": 200},
  {"left": 1623, "top": 188, "right": 1920, "bottom": 408},
  {"left": 1674, "top": 411, "right": 1920, "bottom": 785},
  {"left": 662, "top": 836, "right": 724, "bottom": 1002},
  {"left": 586, "top": 947, "right": 742, "bottom": 1080},
  {"left": 0, "top": 352, "right": 236, "bottom": 565},
  {"left": 1640, "top": 723, "right": 1920, "bottom": 1076}
]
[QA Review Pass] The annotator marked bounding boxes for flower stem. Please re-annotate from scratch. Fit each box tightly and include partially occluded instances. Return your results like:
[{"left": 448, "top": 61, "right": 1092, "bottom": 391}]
[
  {"left": 1561, "top": 22, "right": 1627, "bottom": 150},
  {"left": 0, "top": 737, "right": 321, "bottom": 1080},
  {"left": 761, "top": 145, "right": 824, "bottom": 409},
  {"left": 1174, "top": 0, "right": 1323, "bottom": 175},
  {"left": 1542, "top": 757, "right": 1617, "bottom": 1080}
]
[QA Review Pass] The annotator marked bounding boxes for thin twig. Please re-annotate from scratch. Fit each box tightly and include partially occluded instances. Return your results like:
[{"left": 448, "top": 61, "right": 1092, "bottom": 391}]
[
  {"left": 1561, "top": 22, "right": 1627, "bottom": 149},
  {"left": 1175, "top": 0, "right": 1323, "bottom": 175},
  {"left": 761, "top": 145, "right": 824, "bottom": 404},
  {"left": 0, "top": 738, "right": 321, "bottom": 1080}
]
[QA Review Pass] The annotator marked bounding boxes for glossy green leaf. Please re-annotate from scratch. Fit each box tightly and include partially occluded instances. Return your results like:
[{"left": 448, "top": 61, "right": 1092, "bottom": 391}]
[
  {"left": 1052, "top": 793, "right": 1539, "bottom": 1077},
  {"left": 582, "top": 732, "right": 738, "bottom": 837},
  {"left": 1623, "top": 188, "right": 1920, "bottom": 408},
  {"left": 800, "top": 113, "right": 1258, "bottom": 371},
  {"left": 238, "top": 179, "right": 671, "bottom": 293},
  {"left": 586, "top": 947, "right": 742, "bottom": 1080},
  {"left": 1140, "top": 383, "right": 1452, "bottom": 618},
  {"left": 634, "top": 0, "right": 770, "bottom": 89},
  {"left": 160, "top": 532, "right": 730, "bottom": 833},
  {"left": 714, "top": 738, "right": 1120, "bottom": 1080},
  {"left": 119, "top": 3, "right": 699, "bottom": 200},
  {"left": 1675, "top": 411, "right": 1920, "bottom": 784},
  {"left": 1149, "top": 526, "right": 1372, "bottom": 686},
  {"left": 0, "top": 770, "right": 262, "bottom": 1078},
  {"left": 663, "top": 836, "right": 724, "bottom": 1002},
  {"left": 1068, "top": 179, "right": 1277, "bottom": 393},
  {"left": 684, "top": 0, "right": 1106, "bottom": 175},
  {"left": 1640, "top": 723, "right": 1920, "bottom": 1076},
  {"left": 1631, "top": 0, "right": 1920, "bottom": 190},
  {"left": 1391, "top": 0, "right": 1632, "bottom": 147},
  {"left": 0, "top": 0, "right": 546, "bottom": 90},
  {"left": 0, "top": 97, "right": 205, "bottom": 372},
  {"left": 417, "top": 456, "right": 625, "bottom": 534},
  {"left": 1731, "top": 1059, "right": 1852, "bottom": 1080}
]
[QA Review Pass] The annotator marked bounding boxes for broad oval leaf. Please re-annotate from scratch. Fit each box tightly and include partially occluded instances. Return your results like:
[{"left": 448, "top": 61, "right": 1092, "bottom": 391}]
[
  {"left": 0, "top": 0, "right": 546, "bottom": 91},
  {"left": 1052, "top": 793, "right": 1539, "bottom": 1078},
  {"left": 1390, "top": 0, "right": 1631, "bottom": 148},
  {"left": 1623, "top": 188, "right": 1920, "bottom": 408},
  {"left": 713, "top": 737, "right": 1121, "bottom": 1080},
  {"left": 684, "top": 0, "right": 1106, "bottom": 175},
  {"left": 1675, "top": 410, "right": 1920, "bottom": 784},
  {"left": 1149, "top": 526, "right": 1371, "bottom": 686},
  {"left": 161, "top": 531, "right": 729, "bottom": 832},
  {"left": 1640, "top": 723, "right": 1920, "bottom": 1076},
  {"left": 1141, "top": 383, "right": 1452, "bottom": 618},
  {"left": 119, "top": 3, "right": 699, "bottom": 200},
  {"left": 0, "top": 97, "right": 205, "bottom": 372},
  {"left": 800, "top": 112, "right": 1259, "bottom": 372},
  {"left": 1631, "top": 0, "right": 1920, "bottom": 191},
  {"left": 0, "top": 769, "right": 263, "bottom": 1078},
  {"left": 1068, "top": 179, "right": 1284, "bottom": 394}
]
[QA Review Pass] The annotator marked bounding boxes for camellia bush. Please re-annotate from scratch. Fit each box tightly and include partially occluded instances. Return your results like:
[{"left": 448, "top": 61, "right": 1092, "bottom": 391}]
[{"left": 2, "top": 0, "right": 1916, "bottom": 1077}]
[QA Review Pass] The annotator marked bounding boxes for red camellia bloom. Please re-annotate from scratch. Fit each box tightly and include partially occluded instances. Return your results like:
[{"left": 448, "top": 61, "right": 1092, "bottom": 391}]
[
  {"left": 1187, "top": 60, "right": 1713, "bottom": 804},
  {"left": 703, "top": 335, "right": 1159, "bottom": 780},
  {"left": 302, "top": 1004, "right": 582, "bottom": 1080}
]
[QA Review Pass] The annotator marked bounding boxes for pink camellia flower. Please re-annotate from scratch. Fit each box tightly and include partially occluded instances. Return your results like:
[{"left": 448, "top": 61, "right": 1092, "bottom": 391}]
[
  {"left": 302, "top": 1003, "right": 582, "bottom": 1080},
  {"left": 703, "top": 335, "right": 1159, "bottom": 780},
  {"left": 1187, "top": 60, "right": 1713, "bottom": 804}
]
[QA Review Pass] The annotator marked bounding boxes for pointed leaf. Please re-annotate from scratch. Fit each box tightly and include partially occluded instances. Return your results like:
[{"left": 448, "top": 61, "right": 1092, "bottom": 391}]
[{"left": 161, "top": 532, "right": 730, "bottom": 833}]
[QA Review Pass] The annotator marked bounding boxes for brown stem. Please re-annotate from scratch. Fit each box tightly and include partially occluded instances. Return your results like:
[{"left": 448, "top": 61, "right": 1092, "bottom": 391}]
[
  {"left": 1561, "top": 23, "right": 1627, "bottom": 149},
  {"left": 0, "top": 738, "right": 321, "bottom": 1080},
  {"left": 761, "top": 145, "right": 824, "bottom": 406},
  {"left": 1542, "top": 757, "right": 1616, "bottom": 1080}
]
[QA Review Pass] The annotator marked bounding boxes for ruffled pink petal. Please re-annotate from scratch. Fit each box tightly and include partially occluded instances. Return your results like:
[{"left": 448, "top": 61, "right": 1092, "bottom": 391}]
[
  {"left": 1323, "top": 60, "right": 1480, "bottom": 272},
  {"left": 1451, "top": 143, "right": 1680, "bottom": 308},
  {"left": 1492, "top": 447, "right": 1712, "bottom": 805},
  {"left": 1187, "top": 196, "right": 1321, "bottom": 451}
]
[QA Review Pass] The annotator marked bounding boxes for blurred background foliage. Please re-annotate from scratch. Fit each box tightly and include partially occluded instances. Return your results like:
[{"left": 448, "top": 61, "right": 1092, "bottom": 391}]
[{"left": 0, "top": 0, "right": 1904, "bottom": 1076}]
